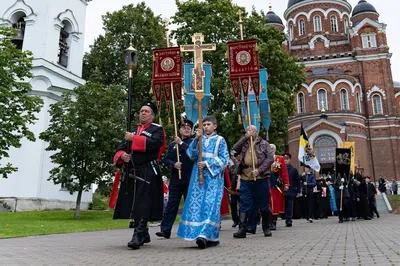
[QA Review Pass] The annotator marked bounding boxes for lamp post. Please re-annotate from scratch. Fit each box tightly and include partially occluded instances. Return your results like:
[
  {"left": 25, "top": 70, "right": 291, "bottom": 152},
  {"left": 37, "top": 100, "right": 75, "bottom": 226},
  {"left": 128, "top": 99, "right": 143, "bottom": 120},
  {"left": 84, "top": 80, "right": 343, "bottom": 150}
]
[
  {"left": 122, "top": 42, "right": 138, "bottom": 194},
  {"left": 124, "top": 42, "right": 138, "bottom": 132}
]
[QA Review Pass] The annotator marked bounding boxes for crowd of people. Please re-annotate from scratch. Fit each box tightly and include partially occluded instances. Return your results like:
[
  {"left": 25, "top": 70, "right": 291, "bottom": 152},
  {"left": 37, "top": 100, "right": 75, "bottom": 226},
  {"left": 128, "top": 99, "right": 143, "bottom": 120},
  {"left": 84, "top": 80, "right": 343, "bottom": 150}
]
[{"left": 111, "top": 101, "right": 387, "bottom": 251}]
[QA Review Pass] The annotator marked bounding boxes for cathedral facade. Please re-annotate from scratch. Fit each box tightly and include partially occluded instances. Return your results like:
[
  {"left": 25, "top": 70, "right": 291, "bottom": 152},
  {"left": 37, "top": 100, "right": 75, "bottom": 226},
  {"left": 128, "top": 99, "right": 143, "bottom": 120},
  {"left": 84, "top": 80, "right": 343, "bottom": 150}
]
[
  {"left": 267, "top": 0, "right": 400, "bottom": 180},
  {"left": 0, "top": 0, "right": 92, "bottom": 211}
]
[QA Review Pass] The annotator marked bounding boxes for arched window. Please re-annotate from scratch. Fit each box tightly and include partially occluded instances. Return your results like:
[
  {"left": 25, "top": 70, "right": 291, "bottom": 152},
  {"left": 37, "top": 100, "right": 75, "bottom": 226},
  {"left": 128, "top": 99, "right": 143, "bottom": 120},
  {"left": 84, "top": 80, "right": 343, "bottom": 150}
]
[
  {"left": 299, "top": 19, "right": 306, "bottom": 36},
  {"left": 331, "top": 15, "right": 338, "bottom": 32},
  {"left": 356, "top": 92, "right": 362, "bottom": 113},
  {"left": 372, "top": 94, "right": 383, "bottom": 115},
  {"left": 314, "top": 15, "right": 322, "bottom": 32},
  {"left": 317, "top": 89, "right": 328, "bottom": 110},
  {"left": 340, "top": 89, "right": 349, "bottom": 110},
  {"left": 344, "top": 18, "right": 348, "bottom": 34},
  {"left": 314, "top": 135, "right": 337, "bottom": 163},
  {"left": 58, "top": 20, "right": 72, "bottom": 68},
  {"left": 11, "top": 16, "right": 26, "bottom": 50},
  {"left": 297, "top": 92, "right": 305, "bottom": 114},
  {"left": 290, "top": 25, "right": 294, "bottom": 41}
]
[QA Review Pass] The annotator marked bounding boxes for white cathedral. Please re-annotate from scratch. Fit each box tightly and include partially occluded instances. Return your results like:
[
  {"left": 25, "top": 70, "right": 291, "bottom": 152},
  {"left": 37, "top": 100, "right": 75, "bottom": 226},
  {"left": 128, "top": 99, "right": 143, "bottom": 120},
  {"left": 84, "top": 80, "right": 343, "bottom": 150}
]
[{"left": 0, "top": 0, "right": 93, "bottom": 211}]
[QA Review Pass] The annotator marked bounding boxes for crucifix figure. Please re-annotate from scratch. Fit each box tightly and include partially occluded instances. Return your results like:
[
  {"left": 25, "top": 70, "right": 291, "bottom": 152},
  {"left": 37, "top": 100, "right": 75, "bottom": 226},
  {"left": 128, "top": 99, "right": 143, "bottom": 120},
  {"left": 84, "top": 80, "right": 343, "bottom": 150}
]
[
  {"left": 181, "top": 33, "right": 216, "bottom": 93},
  {"left": 180, "top": 33, "right": 216, "bottom": 185}
]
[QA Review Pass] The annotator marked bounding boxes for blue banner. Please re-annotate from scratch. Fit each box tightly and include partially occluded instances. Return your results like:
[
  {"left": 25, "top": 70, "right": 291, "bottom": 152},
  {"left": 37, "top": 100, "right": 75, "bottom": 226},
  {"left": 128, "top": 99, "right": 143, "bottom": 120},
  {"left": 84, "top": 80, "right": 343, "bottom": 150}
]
[
  {"left": 184, "top": 63, "right": 212, "bottom": 124},
  {"left": 241, "top": 68, "right": 271, "bottom": 132}
]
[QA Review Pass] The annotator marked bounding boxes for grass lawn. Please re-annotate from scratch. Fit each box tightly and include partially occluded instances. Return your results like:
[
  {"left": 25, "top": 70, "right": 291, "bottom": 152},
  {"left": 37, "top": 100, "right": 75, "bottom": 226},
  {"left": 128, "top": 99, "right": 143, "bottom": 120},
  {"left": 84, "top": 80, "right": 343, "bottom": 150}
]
[
  {"left": 387, "top": 195, "right": 400, "bottom": 214},
  {"left": 0, "top": 210, "right": 129, "bottom": 239}
]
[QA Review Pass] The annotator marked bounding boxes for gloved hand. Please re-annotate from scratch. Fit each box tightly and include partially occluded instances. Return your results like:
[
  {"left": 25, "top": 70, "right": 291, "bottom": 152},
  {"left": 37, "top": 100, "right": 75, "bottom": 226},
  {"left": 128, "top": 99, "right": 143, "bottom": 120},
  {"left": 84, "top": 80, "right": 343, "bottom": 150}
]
[
  {"left": 303, "top": 182, "right": 307, "bottom": 186},
  {"left": 341, "top": 178, "right": 345, "bottom": 182},
  {"left": 339, "top": 185, "right": 344, "bottom": 190}
]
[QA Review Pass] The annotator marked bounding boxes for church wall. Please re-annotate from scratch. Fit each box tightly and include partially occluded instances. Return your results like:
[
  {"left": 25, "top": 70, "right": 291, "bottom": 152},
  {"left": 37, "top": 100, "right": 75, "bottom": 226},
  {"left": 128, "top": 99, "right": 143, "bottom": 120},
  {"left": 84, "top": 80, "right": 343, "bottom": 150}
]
[{"left": 0, "top": 0, "right": 91, "bottom": 210}]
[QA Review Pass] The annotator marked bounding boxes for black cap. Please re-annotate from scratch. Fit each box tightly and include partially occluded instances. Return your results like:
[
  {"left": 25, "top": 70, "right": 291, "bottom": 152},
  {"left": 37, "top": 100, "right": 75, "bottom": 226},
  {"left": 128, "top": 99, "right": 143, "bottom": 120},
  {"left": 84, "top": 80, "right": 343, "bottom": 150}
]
[
  {"left": 304, "top": 165, "right": 311, "bottom": 169},
  {"left": 282, "top": 153, "right": 292, "bottom": 159},
  {"left": 141, "top": 100, "right": 157, "bottom": 115},
  {"left": 178, "top": 119, "right": 193, "bottom": 129}
]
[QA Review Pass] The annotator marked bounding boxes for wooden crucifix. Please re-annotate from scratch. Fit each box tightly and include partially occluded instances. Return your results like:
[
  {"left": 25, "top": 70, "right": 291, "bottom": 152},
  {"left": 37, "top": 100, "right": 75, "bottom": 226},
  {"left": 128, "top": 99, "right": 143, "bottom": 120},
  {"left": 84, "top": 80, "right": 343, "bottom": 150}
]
[{"left": 180, "top": 33, "right": 216, "bottom": 185}]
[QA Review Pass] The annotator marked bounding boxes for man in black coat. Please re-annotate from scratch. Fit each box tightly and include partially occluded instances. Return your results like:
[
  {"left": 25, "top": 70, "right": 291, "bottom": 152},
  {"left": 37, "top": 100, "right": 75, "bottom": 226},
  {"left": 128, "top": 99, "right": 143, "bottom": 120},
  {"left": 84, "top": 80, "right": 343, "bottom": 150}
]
[
  {"left": 113, "top": 101, "right": 166, "bottom": 250},
  {"left": 283, "top": 153, "right": 301, "bottom": 227},
  {"left": 156, "top": 119, "right": 194, "bottom": 239}
]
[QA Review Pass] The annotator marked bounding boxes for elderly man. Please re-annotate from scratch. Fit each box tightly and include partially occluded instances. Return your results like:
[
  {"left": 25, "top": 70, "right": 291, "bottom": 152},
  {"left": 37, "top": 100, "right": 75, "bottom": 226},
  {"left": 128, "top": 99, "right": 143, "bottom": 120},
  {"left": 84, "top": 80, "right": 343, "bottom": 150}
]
[
  {"left": 231, "top": 125, "right": 275, "bottom": 238},
  {"left": 113, "top": 101, "right": 166, "bottom": 250}
]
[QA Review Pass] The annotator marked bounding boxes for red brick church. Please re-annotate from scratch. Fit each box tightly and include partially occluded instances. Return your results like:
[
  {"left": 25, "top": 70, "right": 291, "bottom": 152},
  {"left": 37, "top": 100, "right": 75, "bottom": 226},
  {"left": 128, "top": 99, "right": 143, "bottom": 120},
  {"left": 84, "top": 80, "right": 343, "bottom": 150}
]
[{"left": 266, "top": 0, "right": 400, "bottom": 180}]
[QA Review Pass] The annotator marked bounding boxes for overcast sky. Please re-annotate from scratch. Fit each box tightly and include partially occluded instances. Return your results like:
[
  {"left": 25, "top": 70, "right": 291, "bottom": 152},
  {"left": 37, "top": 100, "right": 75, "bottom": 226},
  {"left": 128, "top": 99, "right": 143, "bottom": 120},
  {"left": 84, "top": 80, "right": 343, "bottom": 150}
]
[{"left": 84, "top": 0, "right": 400, "bottom": 81}]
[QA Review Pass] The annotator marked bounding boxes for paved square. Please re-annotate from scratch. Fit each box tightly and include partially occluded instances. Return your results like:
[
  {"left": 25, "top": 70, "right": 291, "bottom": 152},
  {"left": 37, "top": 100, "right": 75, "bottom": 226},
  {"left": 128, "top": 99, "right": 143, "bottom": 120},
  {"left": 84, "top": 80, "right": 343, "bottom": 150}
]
[{"left": 1, "top": 214, "right": 400, "bottom": 266}]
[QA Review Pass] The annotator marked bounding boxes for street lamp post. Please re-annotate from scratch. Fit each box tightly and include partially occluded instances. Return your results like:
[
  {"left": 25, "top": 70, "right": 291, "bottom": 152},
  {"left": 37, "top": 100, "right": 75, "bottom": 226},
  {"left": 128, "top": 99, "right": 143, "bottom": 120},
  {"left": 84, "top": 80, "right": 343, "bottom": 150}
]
[
  {"left": 124, "top": 43, "right": 138, "bottom": 132},
  {"left": 123, "top": 42, "right": 138, "bottom": 194}
]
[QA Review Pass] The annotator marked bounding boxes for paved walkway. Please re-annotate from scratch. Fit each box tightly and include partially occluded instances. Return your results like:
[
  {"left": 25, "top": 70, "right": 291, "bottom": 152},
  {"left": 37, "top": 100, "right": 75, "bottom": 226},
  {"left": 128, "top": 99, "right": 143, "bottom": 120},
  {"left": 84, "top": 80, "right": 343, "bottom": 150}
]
[{"left": 1, "top": 214, "right": 400, "bottom": 266}]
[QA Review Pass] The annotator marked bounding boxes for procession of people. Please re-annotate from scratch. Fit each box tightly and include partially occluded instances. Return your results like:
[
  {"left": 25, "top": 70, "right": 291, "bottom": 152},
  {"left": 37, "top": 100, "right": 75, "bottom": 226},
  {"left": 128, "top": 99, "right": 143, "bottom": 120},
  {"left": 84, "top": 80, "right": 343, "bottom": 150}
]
[{"left": 109, "top": 25, "right": 386, "bottom": 250}]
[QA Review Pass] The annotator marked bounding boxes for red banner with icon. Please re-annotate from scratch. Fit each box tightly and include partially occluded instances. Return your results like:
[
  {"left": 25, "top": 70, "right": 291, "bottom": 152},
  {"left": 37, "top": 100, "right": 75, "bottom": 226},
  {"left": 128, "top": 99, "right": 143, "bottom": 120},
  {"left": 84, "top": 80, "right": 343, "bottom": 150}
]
[
  {"left": 227, "top": 40, "right": 260, "bottom": 103},
  {"left": 152, "top": 47, "right": 183, "bottom": 114}
]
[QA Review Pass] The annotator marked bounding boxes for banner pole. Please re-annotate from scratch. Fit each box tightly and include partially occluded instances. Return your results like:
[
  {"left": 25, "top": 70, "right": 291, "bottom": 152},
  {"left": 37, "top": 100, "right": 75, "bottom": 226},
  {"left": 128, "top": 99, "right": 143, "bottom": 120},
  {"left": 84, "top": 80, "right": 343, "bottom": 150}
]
[{"left": 171, "top": 81, "right": 182, "bottom": 179}]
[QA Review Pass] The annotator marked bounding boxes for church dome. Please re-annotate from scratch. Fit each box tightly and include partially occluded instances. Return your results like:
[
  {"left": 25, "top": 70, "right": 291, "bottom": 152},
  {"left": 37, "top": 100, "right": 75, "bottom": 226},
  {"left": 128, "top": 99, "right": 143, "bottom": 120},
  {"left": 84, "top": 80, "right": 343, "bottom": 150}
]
[
  {"left": 352, "top": 0, "right": 378, "bottom": 16},
  {"left": 287, "top": 0, "right": 348, "bottom": 8},
  {"left": 287, "top": 0, "right": 305, "bottom": 8},
  {"left": 266, "top": 10, "right": 283, "bottom": 25}
]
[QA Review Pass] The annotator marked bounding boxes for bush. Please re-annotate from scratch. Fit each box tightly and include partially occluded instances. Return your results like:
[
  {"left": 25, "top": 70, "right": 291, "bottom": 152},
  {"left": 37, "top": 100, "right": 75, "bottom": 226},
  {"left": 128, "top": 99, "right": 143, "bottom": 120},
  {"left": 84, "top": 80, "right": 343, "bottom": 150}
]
[{"left": 89, "top": 192, "right": 110, "bottom": 210}]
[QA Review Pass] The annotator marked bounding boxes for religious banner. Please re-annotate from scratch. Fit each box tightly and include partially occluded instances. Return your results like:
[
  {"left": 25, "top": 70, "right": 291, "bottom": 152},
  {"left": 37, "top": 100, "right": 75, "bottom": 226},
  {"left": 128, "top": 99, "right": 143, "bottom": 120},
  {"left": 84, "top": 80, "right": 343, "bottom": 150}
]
[
  {"left": 227, "top": 39, "right": 260, "bottom": 103},
  {"left": 152, "top": 47, "right": 183, "bottom": 114},
  {"left": 335, "top": 148, "right": 351, "bottom": 184},
  {"left": 240, "top": 68, "right": 271, "bottom": 132},
  {"left": 339, "top": 142, "right": 355, "bottom": 174},
  {"left": 183, "top": 63, "right": 212, "bottom": 124}
]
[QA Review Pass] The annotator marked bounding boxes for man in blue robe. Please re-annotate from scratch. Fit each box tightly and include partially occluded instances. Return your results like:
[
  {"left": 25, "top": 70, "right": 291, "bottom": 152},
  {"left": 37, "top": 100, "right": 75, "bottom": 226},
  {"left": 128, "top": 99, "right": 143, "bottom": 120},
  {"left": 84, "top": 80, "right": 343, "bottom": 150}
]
[{"left": 177, "top": 115, "right": 230, "bottom": 249}]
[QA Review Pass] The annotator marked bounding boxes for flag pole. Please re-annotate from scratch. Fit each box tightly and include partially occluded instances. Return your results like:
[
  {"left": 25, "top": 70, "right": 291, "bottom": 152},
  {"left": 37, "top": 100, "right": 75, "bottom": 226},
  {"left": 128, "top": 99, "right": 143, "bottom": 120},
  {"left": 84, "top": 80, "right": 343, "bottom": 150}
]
[
  {"left": 238, "top": 10, "right": 256, "bottom": 180},
  {"left": 164, "top": 18, "right": 182, "bottom": 179}
]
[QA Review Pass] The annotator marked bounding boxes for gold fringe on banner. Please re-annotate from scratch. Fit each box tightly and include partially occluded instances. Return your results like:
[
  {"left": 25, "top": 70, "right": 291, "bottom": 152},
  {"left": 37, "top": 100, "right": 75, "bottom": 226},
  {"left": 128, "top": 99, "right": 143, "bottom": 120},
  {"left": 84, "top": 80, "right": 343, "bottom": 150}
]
[
  {"left": 149, "top": 87, "right": 153, "bottom": 94},
  {"left": 159, "top": 117, "right": 162, "bottom": 125},
  {"left": 238, "top": 113, "right": 242, "bottom": 124},
  {"left": 168, "top": 117, "right": 172, "bottom": 126},
  {"left": 258, "top": 114, "right": 261, "bottom": 123}
]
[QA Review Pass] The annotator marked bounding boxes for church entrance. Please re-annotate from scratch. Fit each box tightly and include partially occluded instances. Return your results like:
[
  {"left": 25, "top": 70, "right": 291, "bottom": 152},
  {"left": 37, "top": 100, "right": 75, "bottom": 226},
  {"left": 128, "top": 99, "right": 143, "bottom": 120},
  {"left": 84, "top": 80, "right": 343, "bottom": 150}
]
[{"left": 313, "top": 135, "right": 337, "bottom": 175}]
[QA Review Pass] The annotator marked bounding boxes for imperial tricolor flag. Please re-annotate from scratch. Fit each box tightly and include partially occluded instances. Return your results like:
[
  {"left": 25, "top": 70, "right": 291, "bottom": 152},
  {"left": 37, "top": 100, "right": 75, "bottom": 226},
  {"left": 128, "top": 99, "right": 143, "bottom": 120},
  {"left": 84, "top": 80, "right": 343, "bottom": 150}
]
[{"left": 298, "top": 124, "right": 320, "bottom": 172}]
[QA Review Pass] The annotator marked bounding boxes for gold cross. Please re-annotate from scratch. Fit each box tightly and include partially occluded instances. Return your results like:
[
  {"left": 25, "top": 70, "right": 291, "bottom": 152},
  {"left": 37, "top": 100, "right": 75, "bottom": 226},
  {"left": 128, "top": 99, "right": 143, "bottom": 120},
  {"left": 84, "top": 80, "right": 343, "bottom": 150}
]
[{"left": 180, "top": 33, "right": 216, "bottom": 92}]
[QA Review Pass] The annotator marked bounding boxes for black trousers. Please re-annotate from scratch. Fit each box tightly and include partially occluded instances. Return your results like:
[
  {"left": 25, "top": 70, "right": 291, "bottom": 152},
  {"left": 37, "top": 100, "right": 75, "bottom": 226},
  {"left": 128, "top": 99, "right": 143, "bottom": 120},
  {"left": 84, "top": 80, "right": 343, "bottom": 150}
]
[
  {"left": 160, "top": 183, "right": 189, "bottom": 233},
  {"left": 305, "top": 194, "right": 314, "bottom": 220},
  {"left": 230, "top": 194, "right": 240, "bottom": 223}
]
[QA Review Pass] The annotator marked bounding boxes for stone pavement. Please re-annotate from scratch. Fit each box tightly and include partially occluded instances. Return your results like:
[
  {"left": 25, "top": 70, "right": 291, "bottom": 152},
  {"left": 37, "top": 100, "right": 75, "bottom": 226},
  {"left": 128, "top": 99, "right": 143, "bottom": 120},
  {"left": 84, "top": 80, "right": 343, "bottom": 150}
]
[{"left": 1, "top": 214, "right": 400, "bottom": 266}]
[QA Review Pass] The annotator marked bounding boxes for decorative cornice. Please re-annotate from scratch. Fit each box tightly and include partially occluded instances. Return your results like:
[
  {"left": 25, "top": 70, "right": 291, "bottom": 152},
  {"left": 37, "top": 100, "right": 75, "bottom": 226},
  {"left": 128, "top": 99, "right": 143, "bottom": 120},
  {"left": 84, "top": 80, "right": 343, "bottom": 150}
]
[
  {"left": 284, "top": 0, "right": 352, "bottom": 20},
  {"left": 309, "top": 34, "right": 330, "bottom": 50},
  {"left": 54, "top": 9, "right": 80, "bottom": 33},
  {"left": 1, "top": 0, "right": 36, "bottom": 24},
  {"left": 366, "top": 85, "right": 386, "bottom": 101},
  {"left": 287, "top": 7, "right": 350, "bottom": 25},
  {"left": 302, "top": 78, "right": 362, "bottom": 96},
  {"left": 348, "top": 18, "right": 386, "bottom": 37}
]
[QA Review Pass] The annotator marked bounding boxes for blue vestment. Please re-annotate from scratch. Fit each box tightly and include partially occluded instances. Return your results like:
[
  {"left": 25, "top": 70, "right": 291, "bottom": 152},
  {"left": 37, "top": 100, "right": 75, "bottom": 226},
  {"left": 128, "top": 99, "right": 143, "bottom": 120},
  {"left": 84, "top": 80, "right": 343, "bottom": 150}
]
[{"left": 177, "top": 134, "right": 230, "bottom": 241}]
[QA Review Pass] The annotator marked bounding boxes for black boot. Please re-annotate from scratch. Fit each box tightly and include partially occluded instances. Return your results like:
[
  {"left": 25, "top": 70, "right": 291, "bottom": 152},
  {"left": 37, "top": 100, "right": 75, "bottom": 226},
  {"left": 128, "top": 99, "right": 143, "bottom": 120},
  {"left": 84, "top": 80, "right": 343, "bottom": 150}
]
[
  {"left": 128, "top": 219, "right": 147, "bottom": 249},
  {"left": 233, "top": 212, "right": 248, "bottom": 238},
  {"left": 261, "top": 211, "right": 272, "bottom": 237},
  {"left": 141, "top": 228, "right": 150, "bottom": 246},
  {"left": 127, "top": 220, "right": 140, "bottom": 249},
  {"left": 270, "top": 215, "right": 277, "bottom": 231}
]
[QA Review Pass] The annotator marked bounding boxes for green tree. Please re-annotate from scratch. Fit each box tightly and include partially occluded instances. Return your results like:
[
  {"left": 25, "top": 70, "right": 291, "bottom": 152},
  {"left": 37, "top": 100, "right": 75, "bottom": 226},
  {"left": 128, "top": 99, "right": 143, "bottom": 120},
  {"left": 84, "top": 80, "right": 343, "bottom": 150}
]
[
  {"left": 172, "top": 0, "right": 305, "bottom": 151},
  {"left": 0, "top": 27, "right": 43, "bottom": 178},
  {"left": 82, "top": 2, "right": 167, "bottom": 113},
  {"left": 39, "top": 83, "right": 125, "bottom": 218}
]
